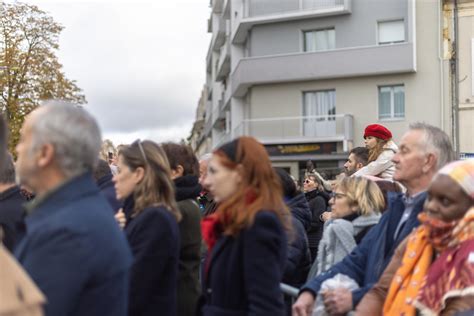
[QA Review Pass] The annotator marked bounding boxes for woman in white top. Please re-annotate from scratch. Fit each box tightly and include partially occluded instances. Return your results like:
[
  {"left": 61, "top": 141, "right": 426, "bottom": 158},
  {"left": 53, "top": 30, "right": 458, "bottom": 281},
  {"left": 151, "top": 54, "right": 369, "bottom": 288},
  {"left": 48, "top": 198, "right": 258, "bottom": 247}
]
[{"left": 353, "top": 124, "right": 398, "bottom": 180}]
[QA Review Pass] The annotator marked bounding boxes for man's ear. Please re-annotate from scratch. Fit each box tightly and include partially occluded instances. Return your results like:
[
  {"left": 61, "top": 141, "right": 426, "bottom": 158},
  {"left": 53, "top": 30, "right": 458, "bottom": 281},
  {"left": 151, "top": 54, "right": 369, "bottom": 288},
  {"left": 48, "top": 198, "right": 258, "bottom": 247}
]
[
  {"left": 422, "top": 153, "right": 437, "bottom": 173},
  {"left": 37, "top": 143, "right": 55, "bottom": 168},
  {"left": 356, "top": 162, "right": 364, "bottom": 170}
]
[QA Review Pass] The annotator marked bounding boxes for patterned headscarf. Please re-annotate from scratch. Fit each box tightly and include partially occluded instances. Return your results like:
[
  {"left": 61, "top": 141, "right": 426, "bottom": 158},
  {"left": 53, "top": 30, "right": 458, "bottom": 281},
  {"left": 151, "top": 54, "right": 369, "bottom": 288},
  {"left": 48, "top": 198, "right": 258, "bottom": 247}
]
[{"left": 438, "top": 159, "right": 474, "bottom": 198}]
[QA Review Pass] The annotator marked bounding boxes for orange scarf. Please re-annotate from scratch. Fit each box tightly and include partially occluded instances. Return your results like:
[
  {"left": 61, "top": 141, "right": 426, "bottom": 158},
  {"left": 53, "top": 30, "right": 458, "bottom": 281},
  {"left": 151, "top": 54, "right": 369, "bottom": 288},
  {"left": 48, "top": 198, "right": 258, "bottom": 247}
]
[
  {"left": 383, "top": 207, "right": 474, "bottom": 315},
  {"left": 383, "top": 225, "right": 433, "bottom": 316}
]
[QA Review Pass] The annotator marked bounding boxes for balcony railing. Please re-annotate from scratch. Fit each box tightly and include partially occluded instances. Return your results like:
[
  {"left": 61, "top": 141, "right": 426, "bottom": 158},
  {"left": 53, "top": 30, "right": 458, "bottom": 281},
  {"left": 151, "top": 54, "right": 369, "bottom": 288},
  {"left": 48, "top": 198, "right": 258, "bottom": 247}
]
[
  {"left": 244, "top": 0, "right": 345, "bottom": 18},
  {"left": 216, "top": 39, "right": 231, "bottom": 81},
  {"left": 214, "top": 131, "right": 231, "bottom": 148},
  {"left": 234, "top": 114, "right": 353, "bottom": 146}
]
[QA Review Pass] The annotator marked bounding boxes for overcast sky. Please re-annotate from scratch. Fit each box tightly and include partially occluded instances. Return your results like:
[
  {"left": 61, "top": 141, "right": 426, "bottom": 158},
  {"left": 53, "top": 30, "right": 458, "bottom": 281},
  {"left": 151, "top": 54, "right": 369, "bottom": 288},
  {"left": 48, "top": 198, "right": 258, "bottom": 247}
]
[{"left": 9, "top": 0, "right": 211, "bottom": 146}]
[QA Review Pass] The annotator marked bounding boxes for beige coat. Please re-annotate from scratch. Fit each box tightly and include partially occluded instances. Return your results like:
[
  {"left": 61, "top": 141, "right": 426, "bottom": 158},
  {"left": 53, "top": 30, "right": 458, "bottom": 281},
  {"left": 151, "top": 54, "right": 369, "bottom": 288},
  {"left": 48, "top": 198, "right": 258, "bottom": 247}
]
[{"left": 0, "top": 245, "right": 45, "bottom": 316}]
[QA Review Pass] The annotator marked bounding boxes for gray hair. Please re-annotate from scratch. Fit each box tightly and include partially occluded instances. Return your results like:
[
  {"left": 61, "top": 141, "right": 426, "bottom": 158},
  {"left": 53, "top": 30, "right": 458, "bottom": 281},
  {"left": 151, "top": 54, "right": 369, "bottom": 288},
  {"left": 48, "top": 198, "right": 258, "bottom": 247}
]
[
  {"left": 0, "top": 153, "right": 15, "bottom": 184},
  {"left": 409, "top": 122, "right": 454, "bottom": 171},
  {"left": 31, "top": 101, "right": 102, "bottom": 179}
]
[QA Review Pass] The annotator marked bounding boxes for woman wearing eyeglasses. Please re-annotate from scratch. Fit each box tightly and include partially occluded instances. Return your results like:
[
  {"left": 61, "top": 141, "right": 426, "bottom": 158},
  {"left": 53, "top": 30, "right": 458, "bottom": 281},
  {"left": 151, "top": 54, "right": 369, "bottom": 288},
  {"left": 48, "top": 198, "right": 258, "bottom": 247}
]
[
  {"left": 308, "top": 176, "right": 384, "bottom": 279},
  {"left": 113, "top": 140, "right": 181, "bottom": 316},
  {"left": 199, "top": 137, "right": 291, "bottom": 315}
]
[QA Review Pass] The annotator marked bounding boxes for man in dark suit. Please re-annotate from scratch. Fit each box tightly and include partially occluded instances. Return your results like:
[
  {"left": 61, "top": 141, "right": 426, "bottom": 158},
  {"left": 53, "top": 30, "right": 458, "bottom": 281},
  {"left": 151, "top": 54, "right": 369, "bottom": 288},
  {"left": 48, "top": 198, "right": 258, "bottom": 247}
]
[
  {"left": 93, "top": 159, "right": 121, "bottom": 212},
  {"left": 14, "top": 102, "right": 132, "bottom": 316},
  {"left": 0, "top": 153, "right": 26, "bottom": 251}
]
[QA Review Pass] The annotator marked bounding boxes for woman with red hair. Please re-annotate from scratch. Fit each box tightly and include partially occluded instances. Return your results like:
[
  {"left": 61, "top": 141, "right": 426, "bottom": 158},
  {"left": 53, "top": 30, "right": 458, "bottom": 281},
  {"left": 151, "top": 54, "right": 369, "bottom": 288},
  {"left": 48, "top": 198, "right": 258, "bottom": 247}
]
[{"left": 199, "top": 137, "right": 291, "bottom": 315}]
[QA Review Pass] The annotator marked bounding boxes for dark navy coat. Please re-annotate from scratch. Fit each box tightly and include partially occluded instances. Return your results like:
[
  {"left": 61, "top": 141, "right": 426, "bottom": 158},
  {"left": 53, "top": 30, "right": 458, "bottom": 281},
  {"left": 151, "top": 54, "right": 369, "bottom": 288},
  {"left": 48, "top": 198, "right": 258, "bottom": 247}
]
[
  {"left": 14, "top": 173, "right": 133, "bottom": 316},
  {"left": 284, "top": 193, "right": 311, "bottom": 287},
  {"left": 124, "top": 198, "right": 180, "bottom": 316},
  {"left": 200, "top": 211, "right": 287, "bottom": 316},
  {"left": 0, "top": 185, "right": 26, "bottom": 251},
  {"left": 96, "top": 173, "right": 122, "bottom": 213},
  {"left": 302, "top": 192, "right": 427, "bottom": 307}
]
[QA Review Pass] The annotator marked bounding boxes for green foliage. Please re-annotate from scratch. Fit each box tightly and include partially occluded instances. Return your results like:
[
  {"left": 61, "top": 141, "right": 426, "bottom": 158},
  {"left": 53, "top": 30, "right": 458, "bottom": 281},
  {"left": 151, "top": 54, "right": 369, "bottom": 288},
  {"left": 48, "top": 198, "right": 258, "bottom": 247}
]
[{"left": 0, "top": 2, "right": 86, "bottom": 155}]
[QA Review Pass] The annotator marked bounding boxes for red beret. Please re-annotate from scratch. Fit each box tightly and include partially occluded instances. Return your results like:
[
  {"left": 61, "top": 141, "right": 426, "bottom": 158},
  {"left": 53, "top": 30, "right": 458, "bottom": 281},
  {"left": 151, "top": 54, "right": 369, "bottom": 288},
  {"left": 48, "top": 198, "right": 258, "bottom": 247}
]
[{"left": 364, "top": 124, "right": 392, "bottom": 140}]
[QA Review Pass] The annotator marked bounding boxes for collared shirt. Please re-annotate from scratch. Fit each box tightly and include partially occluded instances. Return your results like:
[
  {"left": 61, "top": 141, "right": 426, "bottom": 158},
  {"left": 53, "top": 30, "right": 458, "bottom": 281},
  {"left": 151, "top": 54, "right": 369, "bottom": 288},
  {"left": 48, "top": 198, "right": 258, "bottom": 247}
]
[{"left": 393, "top": 190, "right": 426, "bottom": 240}]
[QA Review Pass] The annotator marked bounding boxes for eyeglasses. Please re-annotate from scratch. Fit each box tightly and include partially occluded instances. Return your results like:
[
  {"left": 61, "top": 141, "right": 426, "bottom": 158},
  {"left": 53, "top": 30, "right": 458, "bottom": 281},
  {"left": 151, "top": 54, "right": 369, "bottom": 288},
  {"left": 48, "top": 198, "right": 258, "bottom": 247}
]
[
  {"left": 331, "top": 192, "right": 347, "bottom": 199},
  {"left": 134, "top": 139, "right": 148, "bottom": 164}
]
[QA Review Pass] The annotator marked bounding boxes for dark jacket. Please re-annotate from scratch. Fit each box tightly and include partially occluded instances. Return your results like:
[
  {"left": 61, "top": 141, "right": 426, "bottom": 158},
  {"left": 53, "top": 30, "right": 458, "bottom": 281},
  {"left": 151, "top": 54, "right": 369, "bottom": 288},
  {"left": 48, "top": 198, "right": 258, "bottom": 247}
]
[
  {"left": 200, "top": 211, "right": 287, "bottom": 316},
  {"left": 96, "top": 174, "right": 121, "bottom": 213},
  {"left": 174, "top": 175, "right": 202, "bottom": 316},
  {"left": 304, "top": 189, "right": 329, "bottom": 261},
  {"left": 0, "top": 186, "right": 26, "bottom": 251},
  {"left": 14, "top": 173, "right": 133, "bottom": 316},
  {"left": 302, "top": 192, "right": 427, "bottom": 307},
  {"left": 283, "top": 193, "right": 312, "bottom": 287},
  {"left": 124, "top": 196, "right": 180, "bottom": 316}
]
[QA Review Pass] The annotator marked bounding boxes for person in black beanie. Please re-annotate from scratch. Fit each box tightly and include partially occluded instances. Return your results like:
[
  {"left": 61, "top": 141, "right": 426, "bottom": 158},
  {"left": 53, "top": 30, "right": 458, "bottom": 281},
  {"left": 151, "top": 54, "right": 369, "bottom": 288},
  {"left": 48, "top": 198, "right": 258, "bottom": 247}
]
[
  {"left": 161, "top": 142, "right": 202, "bottom": 316},
  {"left": 93, "top": 159, "right": 122, "bottom": 213}
]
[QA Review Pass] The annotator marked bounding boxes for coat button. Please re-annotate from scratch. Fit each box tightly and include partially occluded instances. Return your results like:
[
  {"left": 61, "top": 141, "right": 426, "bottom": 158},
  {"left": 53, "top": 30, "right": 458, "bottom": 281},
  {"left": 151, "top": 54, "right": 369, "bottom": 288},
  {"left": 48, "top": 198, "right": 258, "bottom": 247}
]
[{"left": 207, "top": 288, "right": 212, "bottom": 294}]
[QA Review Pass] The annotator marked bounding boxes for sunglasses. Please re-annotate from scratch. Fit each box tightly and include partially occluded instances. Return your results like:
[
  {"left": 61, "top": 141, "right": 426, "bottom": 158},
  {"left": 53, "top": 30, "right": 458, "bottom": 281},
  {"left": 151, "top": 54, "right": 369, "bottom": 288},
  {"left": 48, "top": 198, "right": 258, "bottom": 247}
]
[
  {"left": 304, "top": 178, "right": 314, "bottom": 184},
  {"left": 133, "top": 139, "right": 148, "bottom": 164}
]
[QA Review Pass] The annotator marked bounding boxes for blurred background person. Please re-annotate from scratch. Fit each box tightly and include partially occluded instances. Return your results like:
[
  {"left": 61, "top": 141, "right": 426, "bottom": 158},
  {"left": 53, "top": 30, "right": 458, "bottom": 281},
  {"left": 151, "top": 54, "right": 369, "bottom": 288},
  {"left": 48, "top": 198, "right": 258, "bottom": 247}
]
[
  {"left": 198, "top": 153, "right": 217, "bottom": 216},
  {"left": 161, "top": 142, "right": 202, "bottom": 316},
  {"left": 15, "top": 103, "right": 132, "bottom": 316},
  {"left": 303, "top": 171, "right": 330, "bottom": 262},
  {"left": 0, "top": 153, "right": 26, "bottom": 251},
  {"left": 93, "top": 158, "right": 121, "bottom": 213},
  {"left": 114, "top": 140, "right": 181, "bottom": 316},
  {"left": 200, "top": 137, "right": 291, "bottom": 315},
  {"left": 356, "top": 159, "right": 474, "bottom": 315},
  {"left": 353, "top": 124, "right": 398, "bottom": 180}
]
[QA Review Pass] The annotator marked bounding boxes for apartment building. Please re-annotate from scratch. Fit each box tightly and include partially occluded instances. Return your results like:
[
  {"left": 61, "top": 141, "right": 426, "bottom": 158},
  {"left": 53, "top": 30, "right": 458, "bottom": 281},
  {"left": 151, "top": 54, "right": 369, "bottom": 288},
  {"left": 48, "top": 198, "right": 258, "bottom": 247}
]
[
  {"left": 442, "top": 0, "right": 474, "bottom": 159},
  {"left": 196, "top": 0, "right": 449, "bottom": 179}
]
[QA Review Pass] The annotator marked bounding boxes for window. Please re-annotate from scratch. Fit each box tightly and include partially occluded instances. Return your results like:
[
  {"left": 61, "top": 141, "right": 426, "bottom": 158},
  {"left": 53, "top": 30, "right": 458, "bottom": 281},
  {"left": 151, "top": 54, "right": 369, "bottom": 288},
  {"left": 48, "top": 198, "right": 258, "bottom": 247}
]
[
  {"left": 303, "top": 28, "right": 335, "bottom": 52},
  {"left": 378, "top": 20, "right": 405, "bottom": 44},
  {"left": 378, "top": 85, "right": 405, "bottom": 120},
  {"left": 302, "top": 90, "right": 336, "bottom": 137}
]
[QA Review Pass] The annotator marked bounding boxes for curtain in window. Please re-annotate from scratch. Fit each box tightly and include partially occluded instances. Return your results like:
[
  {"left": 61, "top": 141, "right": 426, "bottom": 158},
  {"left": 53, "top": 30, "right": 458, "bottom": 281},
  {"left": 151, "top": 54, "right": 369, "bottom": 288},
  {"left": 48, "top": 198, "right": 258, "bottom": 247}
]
[
  {"left": 305, "top": 29, "right": 335, "bottom": 52},
  {"left": 303, "top": 91, "right": 336, "bottom": 137},
  {"left": 393, "top": 86, "right": 405, "bottom": 118},
  {"left": 378, "top": 87, "right": 392, "bottom": 119}
]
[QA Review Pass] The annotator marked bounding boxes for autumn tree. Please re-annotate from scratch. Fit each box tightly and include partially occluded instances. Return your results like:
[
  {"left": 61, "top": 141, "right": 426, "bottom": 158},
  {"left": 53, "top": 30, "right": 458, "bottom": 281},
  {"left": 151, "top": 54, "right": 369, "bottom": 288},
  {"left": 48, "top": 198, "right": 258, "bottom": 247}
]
[{"left": 0, "top": 2, "right": 86, "bottom": 153}]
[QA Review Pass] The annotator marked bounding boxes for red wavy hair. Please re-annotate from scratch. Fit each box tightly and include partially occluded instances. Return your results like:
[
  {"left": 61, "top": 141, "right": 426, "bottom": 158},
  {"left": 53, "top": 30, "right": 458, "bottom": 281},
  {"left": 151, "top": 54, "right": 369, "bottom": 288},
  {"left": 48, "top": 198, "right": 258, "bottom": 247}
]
[{"left": 213, "top": 137, "right": 291, "bottom": 236}]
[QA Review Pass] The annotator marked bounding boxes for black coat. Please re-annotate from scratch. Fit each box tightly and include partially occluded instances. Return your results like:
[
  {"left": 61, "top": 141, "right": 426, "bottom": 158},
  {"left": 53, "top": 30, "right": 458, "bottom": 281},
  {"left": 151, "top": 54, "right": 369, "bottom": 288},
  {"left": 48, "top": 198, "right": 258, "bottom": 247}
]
[
  {"left": 0, "top": 186, "right": 26, "bottom": 251},
  {"left": 283, "top": 194, "right": 312, "bottom": 288},
  {"left": 174, "top": 175, "right": 202, "bottom": 316},
  {"left": 304, "top": 190, "right": 329, "bottom": 261},
  {"left": 124, "top": 197, "right": 180, "bottom": 316},
  {"left": 200, "top": 211, "right": 287, "bottom": 316},
  {"left": 96, "top": 174, "right": 121, "bottom": 213}
]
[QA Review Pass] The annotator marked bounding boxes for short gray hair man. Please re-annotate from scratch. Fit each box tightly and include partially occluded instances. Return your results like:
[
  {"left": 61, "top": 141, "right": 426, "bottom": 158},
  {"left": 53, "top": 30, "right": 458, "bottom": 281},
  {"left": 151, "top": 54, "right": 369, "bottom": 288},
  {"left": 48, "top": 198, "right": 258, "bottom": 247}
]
[{"left": 16, "top": 101, "right": 101, "bottom": 195}]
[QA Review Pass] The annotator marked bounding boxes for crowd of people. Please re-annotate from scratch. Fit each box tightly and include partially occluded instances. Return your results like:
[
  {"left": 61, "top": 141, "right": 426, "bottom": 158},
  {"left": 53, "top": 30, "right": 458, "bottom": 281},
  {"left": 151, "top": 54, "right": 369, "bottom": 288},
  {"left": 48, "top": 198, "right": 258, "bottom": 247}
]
[{"left": 0, "top": 102, "right": 473, "bottom": 316}]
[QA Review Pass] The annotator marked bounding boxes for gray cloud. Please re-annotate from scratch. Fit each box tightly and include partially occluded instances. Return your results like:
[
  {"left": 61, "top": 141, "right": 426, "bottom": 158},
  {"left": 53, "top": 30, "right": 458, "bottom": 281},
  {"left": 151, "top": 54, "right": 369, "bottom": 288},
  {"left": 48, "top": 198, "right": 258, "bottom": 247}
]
[{"left": 18, "top": 0, "right": 210, "bottom": 142}]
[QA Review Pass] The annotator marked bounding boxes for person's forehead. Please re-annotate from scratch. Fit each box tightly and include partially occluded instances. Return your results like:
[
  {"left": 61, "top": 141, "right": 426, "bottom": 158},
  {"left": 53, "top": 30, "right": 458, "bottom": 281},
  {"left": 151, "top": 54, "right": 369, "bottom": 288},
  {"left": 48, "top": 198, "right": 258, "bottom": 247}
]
[
  {"left": 429, "top": 174, "right": 466, "bottom": 198},
  {"left": 400, "top": 130, "right": 423, "bottom": 147}
]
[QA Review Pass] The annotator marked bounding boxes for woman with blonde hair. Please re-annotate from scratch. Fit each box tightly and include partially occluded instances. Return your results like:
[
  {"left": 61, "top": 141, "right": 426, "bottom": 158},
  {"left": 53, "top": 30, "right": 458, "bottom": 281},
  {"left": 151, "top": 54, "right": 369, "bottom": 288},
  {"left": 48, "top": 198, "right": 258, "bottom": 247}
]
[
  {"left": 199, "top": 137, "right": 291, "bottom": 315},
  {"left": 353, "top": 124, "right": 398, "bottom": 180},
  {"left": 309, "top": 176, "right": 385, "bottom": 278},
  {"left": 113, "top": 140, "right": 181, "bottom": 316}
]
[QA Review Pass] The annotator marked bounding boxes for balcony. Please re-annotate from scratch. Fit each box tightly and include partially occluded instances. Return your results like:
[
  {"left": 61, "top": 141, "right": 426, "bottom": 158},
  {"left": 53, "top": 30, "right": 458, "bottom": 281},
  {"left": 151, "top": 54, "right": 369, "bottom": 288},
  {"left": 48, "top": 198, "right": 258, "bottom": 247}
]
[
  {"left": 231, "top": 43, "right": 415, "bottom": 97},
  {"left": 206, "top": 42, "right": 212, "bottom": 73},
  {"left": 216, "top": 39, "right": 231, "bottom": 81},
  {"left": 214, "top": 131, "right": 231, "bottom": 148},
  {"left": 233, "top": 114, "right": 353, "bottom": 150},
  {"left": 203, "top": 111, "right": 213, "bottom": 137},
  {"left": 212, "top": 0, "right": 223, "bottom": 14},
  {"left": 211, "top": 15, "right": 226, "bottom": 51},
  {"left": 233, "top": 0, "right": 351, "bottom": 44}
]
